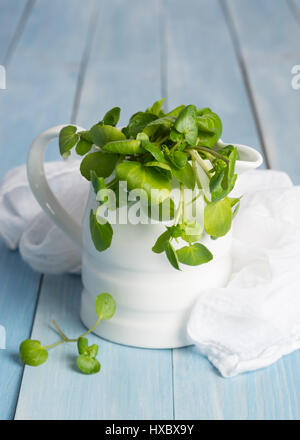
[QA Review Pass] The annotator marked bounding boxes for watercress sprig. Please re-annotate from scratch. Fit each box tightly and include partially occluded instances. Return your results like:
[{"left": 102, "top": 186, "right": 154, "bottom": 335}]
[
  {"left": 19, "top": 293, "right": 116, "bottom": 375},
  {"left": 59, "top": 99, "right": 241, "bottom": 270}
]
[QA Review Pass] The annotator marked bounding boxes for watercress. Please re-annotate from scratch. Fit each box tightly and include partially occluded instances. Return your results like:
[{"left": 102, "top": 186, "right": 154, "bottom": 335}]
[
  {"left": 59, "top": 100, "right": 240, "bottom": 270},
  {"left": 19, "top": 293, "right": 116, "bottom": 375}
]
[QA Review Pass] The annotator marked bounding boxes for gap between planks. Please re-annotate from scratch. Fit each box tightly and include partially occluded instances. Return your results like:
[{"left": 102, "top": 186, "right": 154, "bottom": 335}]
[
  {"left": 2, "top": 0, "right": 36, "bottom": 66},
  {"left": 220, "top": 0, "right": 271, "bottom": 169}
]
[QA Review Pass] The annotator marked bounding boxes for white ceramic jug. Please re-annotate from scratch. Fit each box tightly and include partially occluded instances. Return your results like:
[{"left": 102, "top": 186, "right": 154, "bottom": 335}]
[{"left": 27, "top": 125, "right": 263, "bottom": 348}]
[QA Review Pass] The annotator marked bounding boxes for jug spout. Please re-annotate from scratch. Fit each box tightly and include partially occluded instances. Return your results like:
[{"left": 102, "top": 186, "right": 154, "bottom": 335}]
[{"left": 217, "top": 141, "right": 263, "bottom": 174}]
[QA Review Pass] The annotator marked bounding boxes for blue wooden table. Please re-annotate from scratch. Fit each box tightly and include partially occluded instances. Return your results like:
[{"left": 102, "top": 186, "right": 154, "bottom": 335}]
[{"left": 1, "top": 0, "right": 300, "bottom": 420}]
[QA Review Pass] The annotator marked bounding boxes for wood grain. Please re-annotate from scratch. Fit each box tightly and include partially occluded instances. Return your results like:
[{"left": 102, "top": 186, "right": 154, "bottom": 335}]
[
  {"left": 0, "top": 0, "right": 97, "bottom": 420},
  {"left": 0, "top": 0, "right": 31, "bottom": 64},
  {"left": 3, "top": 0, "right": 300, "bottom": 420},
  {"left": 0, "top": 0, "right": 40, "bottom": 421},
  {"left": 227, "top": 0, "right": 300, "bottom": 183},
  {"left": 15, "top": 0, "right": 174, "bottom": 420},
  {"left": 15, "top": 274, "right": 173, "bottom": 420},
  {"left": 165, "top": 0, "right": 300, "bottom": 420}
]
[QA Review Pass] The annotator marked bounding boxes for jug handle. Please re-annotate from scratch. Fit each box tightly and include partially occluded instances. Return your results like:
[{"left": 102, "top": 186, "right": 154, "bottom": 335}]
[{"left": 27, "top": 124, "right": 85, "bottom": 248}]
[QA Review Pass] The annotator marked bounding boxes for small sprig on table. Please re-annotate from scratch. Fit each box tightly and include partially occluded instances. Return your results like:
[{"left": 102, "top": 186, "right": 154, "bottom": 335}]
[{"left": 19, "top": 293, "right": 116, "bottom": 375}]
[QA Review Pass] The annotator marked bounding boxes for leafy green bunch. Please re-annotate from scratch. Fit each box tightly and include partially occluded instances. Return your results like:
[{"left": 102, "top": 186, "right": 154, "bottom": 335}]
[
  {"left": 59, "top": 99, "right": 240, "bottom": 270},
  {"left": 19, "top": 293, "right": 116, "bottom": 375}
]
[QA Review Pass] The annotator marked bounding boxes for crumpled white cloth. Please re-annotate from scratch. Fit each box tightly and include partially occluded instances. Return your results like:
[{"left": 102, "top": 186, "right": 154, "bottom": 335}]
[
  {"left": 0, "top": 163, "right": 300, "bottom": 376},
  {"left": 188, "top": 169, "right": 300, "bottom": 377},
  {"left": 0, "top": 160, "right": 89, "bottom": 274}
]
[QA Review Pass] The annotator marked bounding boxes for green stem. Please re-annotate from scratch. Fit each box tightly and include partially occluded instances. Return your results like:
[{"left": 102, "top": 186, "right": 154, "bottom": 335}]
[
  {"left": 195, "top": 146, "right": 229, "bottom": 164},
  {"left": 43, "top": 340, "right": 66, "bottom": 350},
  {"left": 106, "top": 177, "right": 118, "bottom": 189},
  {"left": 79, "top": 316, "right": 102, "bottom": 339},
  {"left": 192, "top": 158, "right": 202, "bottom": 190},
  {"left": 188, "top": 149, "right": 211, "bottom": 177},
  {"left": 42, "top": 314, "right": 104, "bottom": 351},
  {"left": 180, "top": 184, "right": 185, "bottom": 222},
  {"left": 170, "top": 141, "right": 180, "bottom": 152},
  {"left": 52, "top": 320, "right": 68, "bottom": 340},
  {"left": 174, "top": 184, "right": 185, "bottom": 226},
  {"left": 51, "top": 320, "right": 77, "bottom": 344},
  {"left": 156, "top": 134, "right": 169, "bottom": 145}
]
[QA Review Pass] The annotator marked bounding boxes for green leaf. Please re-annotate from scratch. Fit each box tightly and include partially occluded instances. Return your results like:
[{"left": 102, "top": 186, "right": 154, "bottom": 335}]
[
  {"left": 174, "top": 105, "right": 198, "bottom": 145},
  {"left": 165, "top": 242, "right": 180, "bottom": 270},
  {"left": 90, "top": 171, "right": 106, "bottom": 194},
  {"left": 197, "top": 111, "right": 222, "bottom": 148},
  {"left": 228, "top": 196, "right": 241, "bottom": 218},
  {"left": 75, "top": 139, "right": 92, "bottom": 156},
  {"left": 77, "top": 355, "right": 101, "bottom": 374},
  {"left": 90, "top": 210, "right": 113, "bottom": 251},
  {"left": 19, "top": 340, "right": 48, "bottom": 367},
  {"left": 176, "top": 243, "right": 213, "bottom": 266},
  {"left": 103, "top": 107, "right": 121, "bottom": 126},
  {"left": 146, "top": 98, "right": 165, "bottom": 116},
  {"left": 204, "top": 198, "right": 232, "bottom": 237},
  {"left": 78, "top": 130, "right": 93, "bottom": 143},
  {"left": 169, "top": 151, "right": 188, "bottom": 169},
  {"left": 77, "top": 337, "right": 88, "bottom": 355},
  {"left": 210, "top": 148, "right": 237, "bottom": 202},
  {"left": 144, "top": 161, "right": 171, "bottom": 172},
  {"left": 171, "top": 162, "right": 195, "bottom": 189},
  {"left": 116, "top": 161, "right": 171, "bottom": 204},
  {"left": 165, "top": 105, "right": 186, "bottom": 118},
  {"left": 152, "top": 229, "right": 172, "bottom": 254},
  {"left": 86, "top": 344, "right": 99, "bottom": 358},
  {"left": 102, "top": 139, "right": 143, "bottom": 154},
  {"left": 90, "top": 124, "right": 125, "bottom": 147},
  {"left": 95, "top": 293, "right": 116, "bottom": 320},
  {"left": 167, "top": 224, "right": 183, "bottom": 238},
  {"left": 59, "top": 126, "right": 79, "bottom": 158},
  {"left": 181, "top": 222, "right": 203, "bottom": 243},
  {"left": 143, "top": 115, "right": 175, "bottom": 139},
  {"left": 228, "top": 197, "right": 240, "bottom": 208},
  {"left": 80, "top": 151, "right": 119, "bottom": 180},
  {"left": 136, "top": 132, "right": 149, "bottom": 146},
  {"left": 170, "top": 128, "right": 184, "bottom": 143},
  {"left": 142, "top": 143, "right": 166, "bottom": 163},
  {"left": 127, "top": 112, "right": 158, "bottom": 137}
]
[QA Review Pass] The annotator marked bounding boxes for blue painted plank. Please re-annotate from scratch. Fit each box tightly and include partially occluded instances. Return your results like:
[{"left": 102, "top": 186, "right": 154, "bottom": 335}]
[
  {"left": 15, "top": 274, "right": 172, "bottom": 420},
  {"left": 0, "top": 0, "right": 97, "bottom": 420},
  {"left": 15, "top": 0, "right": 174, "bottom": 420},
  {"left": 0, "top": 242, "right": 41, "bottom": 421},
  {"left": 227, "top": 0, "right": 300, "bottom": 183},
  {"left": 77, "top": 0, "right": 162, "bottom": 128},
  {"left": 163, "top": 0, "right": 262, "bottom": 156},
  {"left": 0, "top": 0, "right": 97, "bottom": 169},
  {"left": 0, "top": 0, "right": 28, "bottom": 63},
  {"left": 165, "top": 0, "right": 299, "bottom": 420},
  {"left": 0, "top": 0, "right": 40, "bottom": 421}
]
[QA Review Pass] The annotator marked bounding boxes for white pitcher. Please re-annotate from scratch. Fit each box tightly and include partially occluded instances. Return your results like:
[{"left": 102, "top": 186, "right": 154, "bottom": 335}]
[{"left": 27, "top": 125, "right": 263, "bottom": 349}]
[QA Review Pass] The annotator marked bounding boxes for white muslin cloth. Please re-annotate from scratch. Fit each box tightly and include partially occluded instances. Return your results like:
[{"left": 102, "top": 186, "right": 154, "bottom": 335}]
[
  {"left": 0, "top": 163, "right": 300, "bottom": 376},
  {"left": 0, "top": 160, "right": 89, "bottom": 274}
]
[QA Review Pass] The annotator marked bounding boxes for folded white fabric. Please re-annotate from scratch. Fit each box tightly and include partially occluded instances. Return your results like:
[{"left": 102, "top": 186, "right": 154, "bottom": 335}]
[
  {"left": 188, "top": 170, "right": 300, "bottom": 377},
  {"left": 0, "top": 163, "right": 300, "bottom": 376},
  {"left": 0, "top": 160, "right": 89, "bottom": 273}
]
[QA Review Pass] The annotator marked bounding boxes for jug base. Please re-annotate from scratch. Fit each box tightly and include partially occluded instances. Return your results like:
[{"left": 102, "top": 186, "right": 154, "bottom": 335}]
[{"left": 80, "top": 288, "right": 193, "bottom": 349}]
